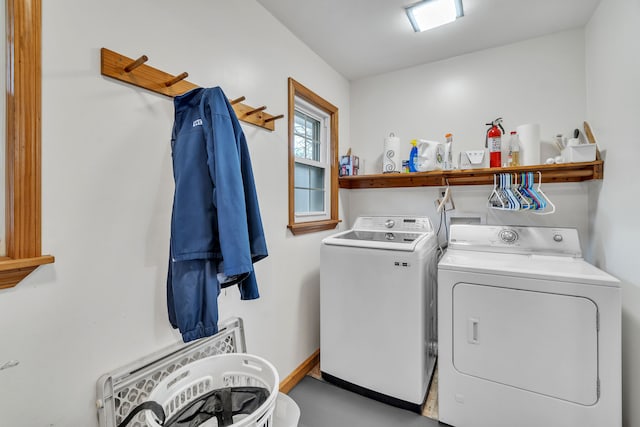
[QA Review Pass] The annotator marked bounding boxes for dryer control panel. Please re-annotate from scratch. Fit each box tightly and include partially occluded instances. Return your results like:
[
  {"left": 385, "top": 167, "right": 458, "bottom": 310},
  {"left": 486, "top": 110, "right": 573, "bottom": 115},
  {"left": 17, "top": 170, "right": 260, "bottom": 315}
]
[{"left": 448, "top": 224, "right": 582, "bottom": 257}]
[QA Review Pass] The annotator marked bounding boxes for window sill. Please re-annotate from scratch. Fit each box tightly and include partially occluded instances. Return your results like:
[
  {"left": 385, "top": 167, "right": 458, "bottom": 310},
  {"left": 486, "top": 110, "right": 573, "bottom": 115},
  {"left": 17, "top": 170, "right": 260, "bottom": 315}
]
[
  {"left": 0, "top": 255, "right": 55, "bottom": 290},
  {"left": 288, "top": 219, "right": 340, "bottom": 235}
]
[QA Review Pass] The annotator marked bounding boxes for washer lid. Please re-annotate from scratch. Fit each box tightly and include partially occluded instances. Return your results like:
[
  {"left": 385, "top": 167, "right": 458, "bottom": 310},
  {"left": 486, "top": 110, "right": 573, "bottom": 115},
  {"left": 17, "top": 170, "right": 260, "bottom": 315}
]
[
  {"left": 439, "top": 249, "right": 620, "bottom": 287},
  {"left": 322, "top": 216, "right": 434, "bottom": 251},
  {"left": 323, "top": 229, "right": 429, "bottom": 251}
]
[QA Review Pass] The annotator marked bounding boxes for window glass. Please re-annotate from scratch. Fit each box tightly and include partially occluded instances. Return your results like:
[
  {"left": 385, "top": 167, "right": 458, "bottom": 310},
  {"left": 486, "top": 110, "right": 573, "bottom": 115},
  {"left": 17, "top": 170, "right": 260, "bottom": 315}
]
[
  {"left": 294, "top": 110, "right": 321, "bottom": 161},
  {"left": 294, "top": 163, "right": 325, "bottom": 214}
]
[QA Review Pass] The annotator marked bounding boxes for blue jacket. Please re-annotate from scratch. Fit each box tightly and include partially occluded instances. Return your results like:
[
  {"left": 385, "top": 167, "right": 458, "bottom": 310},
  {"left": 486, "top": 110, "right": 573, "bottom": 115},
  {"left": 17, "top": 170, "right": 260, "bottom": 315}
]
[{"left": 167, "top": 87, "right": 268, "bottom": 342}]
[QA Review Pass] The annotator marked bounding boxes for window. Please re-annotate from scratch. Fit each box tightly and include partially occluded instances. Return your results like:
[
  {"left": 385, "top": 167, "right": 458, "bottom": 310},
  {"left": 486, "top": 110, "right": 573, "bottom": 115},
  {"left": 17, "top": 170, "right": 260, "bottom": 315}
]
[
  {"left": 287, "top": 78, "right": 339, "bottom": 235},
  {"left": 294, "top": 104, "right": 327, "bottom": 216}
]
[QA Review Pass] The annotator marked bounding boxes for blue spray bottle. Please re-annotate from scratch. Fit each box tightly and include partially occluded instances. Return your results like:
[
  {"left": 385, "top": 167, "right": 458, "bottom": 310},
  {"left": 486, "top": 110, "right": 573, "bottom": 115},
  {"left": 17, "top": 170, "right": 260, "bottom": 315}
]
[{"left": 408, "top": 139, "right": 419, "bottom": 172}]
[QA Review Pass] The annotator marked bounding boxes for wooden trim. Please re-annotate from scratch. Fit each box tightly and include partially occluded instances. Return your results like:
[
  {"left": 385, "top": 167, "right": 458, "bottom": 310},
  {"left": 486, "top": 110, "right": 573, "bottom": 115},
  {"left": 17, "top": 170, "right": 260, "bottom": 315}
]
[
  {"left": 287, "top": 79, "right": 296, "bottom": 227},
  {"left": 7, "top": 0, "right": 43, "bottom": 259},
  {"left": 0, "top": 255, "right": 54, "bottom": 271},
  {"left": 330, "top": 107, "right": 339, "bottom": 222},
  {"left": 287, "top": 78, "right": 340, "bottom": 235},
  {"left": 0, "top": 256, "right": 54, "bottom": 289},
  {"left": 289, "top": 79, "right": 338, "bottom": 114},
  {"left": 339, "top": 160, "right": 604, "bottom": 189},
  {"left": 279, "top": 349, "right": 320, "bottom": 394},
  {"left": 287, "top": 219, "right": 340, "bottom": 235},
  {"left": 2, "top": 0, "right": 53, "bottom": 290}
]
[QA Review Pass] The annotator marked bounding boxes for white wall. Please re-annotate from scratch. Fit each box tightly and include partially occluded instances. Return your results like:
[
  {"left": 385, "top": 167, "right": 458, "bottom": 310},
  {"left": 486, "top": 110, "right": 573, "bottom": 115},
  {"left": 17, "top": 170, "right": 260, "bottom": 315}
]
[
  {"left": 585, "top": 0, "right": 640, "bottom": 425},
  {"left": 0, "top": 1, "right": 349, "bottom": 425},
  {"left": 347, "top": 30, "right": 591, "bottom": 244},
  {"left": 350, "top": 29, "right": 587, "bottom": 175}
]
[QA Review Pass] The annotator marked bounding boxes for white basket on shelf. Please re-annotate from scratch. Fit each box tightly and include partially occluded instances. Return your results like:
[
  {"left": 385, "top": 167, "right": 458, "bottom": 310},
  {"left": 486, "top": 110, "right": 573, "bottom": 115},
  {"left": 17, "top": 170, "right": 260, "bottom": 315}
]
[{"left": 145, "top": 353, "right": 279, "bottom": 427}]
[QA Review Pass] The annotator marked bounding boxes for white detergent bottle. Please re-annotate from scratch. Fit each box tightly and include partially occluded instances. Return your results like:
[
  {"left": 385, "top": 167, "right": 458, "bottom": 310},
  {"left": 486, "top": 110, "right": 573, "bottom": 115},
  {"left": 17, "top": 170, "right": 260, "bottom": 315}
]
[{"left": 444, "top": 133, "right": 454, "bottom": 169}]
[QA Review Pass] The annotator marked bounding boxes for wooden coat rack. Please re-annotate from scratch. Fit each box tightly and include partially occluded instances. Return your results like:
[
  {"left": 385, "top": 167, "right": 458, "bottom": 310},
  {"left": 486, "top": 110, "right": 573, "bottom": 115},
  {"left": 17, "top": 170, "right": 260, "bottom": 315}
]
[{"left": 100, "top": 48, "right": 284, "bottom": 131}]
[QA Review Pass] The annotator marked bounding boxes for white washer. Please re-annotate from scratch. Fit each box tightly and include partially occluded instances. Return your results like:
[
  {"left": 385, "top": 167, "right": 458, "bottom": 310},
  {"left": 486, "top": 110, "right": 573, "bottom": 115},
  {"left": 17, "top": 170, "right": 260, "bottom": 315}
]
[
  {"left": 438, "top": 224, "right": 621, "bottom": 427},
  {"left": 320, "top": 216, "right": 438, "bottom": 412}
]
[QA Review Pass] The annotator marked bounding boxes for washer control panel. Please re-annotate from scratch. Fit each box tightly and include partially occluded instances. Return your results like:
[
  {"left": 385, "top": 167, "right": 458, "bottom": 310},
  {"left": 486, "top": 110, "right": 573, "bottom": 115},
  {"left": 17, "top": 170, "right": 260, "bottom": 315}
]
[
  {"left": 449, "top": 224, "right": 582, "bottom": 257},
  {"left": 353, "top": 216, "right": 433, "bottom": 233}
]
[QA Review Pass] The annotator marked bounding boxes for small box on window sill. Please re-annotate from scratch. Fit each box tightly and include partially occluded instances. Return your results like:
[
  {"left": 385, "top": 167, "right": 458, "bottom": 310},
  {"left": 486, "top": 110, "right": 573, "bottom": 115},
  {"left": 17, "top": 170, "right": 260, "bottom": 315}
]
[{"left": 340, "top": 155, "right": 360, "bottom": 176}]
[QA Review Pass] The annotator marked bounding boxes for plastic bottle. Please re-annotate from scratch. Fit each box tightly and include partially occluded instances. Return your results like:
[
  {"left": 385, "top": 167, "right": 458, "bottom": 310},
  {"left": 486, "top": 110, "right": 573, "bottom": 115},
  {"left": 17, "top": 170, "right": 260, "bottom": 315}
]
[
  {"left": 502, "top": 132, "right": 512, "bottom": 167},
  {"left": 510, "top": 131, "right": 521, "bottom": 166},
  {"left": 408, "top": 140, "right": 419, "bottom": 172},
  {"left": 444, "top": 133, "right": 454, "bottom": 170}
]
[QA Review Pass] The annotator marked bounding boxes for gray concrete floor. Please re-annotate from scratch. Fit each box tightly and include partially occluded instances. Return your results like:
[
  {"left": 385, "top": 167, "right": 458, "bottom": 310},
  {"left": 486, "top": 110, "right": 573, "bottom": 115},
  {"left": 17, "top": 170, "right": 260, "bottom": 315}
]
[{"left": 288, "top": 376, "right": 443, "bottom": 427}]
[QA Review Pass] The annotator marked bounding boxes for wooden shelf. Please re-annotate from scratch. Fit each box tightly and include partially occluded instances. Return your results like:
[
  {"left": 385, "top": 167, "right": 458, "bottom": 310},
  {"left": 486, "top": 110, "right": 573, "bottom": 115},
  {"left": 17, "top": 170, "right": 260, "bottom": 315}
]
[{"left": 339, "top": 160, "right": 603, "bottom": 189}]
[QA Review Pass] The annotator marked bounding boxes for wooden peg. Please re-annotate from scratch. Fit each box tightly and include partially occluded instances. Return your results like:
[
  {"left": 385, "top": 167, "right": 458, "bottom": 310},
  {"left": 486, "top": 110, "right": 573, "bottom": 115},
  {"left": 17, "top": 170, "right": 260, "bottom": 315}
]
[
  {"left": 164, "top": 72, "right": 189, "bottom": 87},
  {"left": 245, "top": 106, "right": 267, "bottom": 116},
  {"left": 230, "top": 96, "right": 246, "bottom": 105},
  {"left": 264, "top": 114, "right": 284, "bottom": 123},
  {"left": 123, "top": 55, "right": 148, "bottom": 72}
]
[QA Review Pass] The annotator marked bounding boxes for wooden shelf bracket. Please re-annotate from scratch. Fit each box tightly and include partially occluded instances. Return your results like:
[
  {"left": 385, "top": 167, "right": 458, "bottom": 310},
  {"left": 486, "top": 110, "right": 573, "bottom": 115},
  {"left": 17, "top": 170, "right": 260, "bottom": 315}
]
[{"left": 100, "top": 47, "right": 283, "bottom": 131}]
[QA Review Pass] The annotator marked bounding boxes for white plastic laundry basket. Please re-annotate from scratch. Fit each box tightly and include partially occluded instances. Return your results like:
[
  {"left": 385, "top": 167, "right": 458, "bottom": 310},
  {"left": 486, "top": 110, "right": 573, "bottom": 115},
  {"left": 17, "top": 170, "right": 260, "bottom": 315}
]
[
  {"left": 273, "top": 393, "right": 300, "bottom": 427},
  {"left": 145, "top": 353, "right": 279, "bottom": 427}
]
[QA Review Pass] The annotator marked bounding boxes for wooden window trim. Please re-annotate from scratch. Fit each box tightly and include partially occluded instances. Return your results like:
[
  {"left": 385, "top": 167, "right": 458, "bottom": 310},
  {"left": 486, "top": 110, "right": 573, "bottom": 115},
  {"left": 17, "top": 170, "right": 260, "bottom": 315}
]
[
  {"left": 1, "top": 0, "right": 54, "bottom": 290},
  {"left": 287, "top": 78, "right": 339, "bottom": 235}
]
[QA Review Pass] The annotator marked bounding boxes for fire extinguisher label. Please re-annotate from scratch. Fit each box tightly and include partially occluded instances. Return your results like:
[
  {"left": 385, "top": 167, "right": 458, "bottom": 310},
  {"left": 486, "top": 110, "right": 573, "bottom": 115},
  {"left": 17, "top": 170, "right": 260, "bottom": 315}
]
[{"left": 488, "top": 137, "right": 501, "bottom": 152}]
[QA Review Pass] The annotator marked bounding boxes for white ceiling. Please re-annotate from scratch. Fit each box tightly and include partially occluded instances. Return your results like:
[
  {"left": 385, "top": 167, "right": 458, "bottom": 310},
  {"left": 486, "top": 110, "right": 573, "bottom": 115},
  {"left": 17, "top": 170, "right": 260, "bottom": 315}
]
[{"left": 256, "top": 0, "right": 601, "bottom": 80}]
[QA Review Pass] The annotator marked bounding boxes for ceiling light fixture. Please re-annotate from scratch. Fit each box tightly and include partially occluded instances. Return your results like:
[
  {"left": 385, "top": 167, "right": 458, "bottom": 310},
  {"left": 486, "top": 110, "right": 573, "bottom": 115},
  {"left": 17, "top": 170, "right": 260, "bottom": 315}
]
[{"left": 405, "top": 0, "right": 464, "bottom": 32}]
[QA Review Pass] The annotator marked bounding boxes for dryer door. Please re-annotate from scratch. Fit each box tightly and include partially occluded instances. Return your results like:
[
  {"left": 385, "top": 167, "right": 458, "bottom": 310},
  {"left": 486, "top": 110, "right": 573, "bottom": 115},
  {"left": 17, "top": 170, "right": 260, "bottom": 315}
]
[{"left": 452, "top": 283, "right": 598, "bottom": 405}]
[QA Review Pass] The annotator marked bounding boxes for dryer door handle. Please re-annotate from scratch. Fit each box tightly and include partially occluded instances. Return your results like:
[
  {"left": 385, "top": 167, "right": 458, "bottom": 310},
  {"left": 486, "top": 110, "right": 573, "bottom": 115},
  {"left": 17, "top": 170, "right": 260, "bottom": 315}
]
[{"left": 468, "top": 318, "right": 480, "bottom": 344}]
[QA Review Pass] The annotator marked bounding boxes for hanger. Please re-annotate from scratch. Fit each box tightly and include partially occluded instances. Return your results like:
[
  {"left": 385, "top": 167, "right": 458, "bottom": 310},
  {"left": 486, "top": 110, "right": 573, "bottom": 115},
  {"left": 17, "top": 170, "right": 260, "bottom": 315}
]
[
  {"left": 488, "top": 174, "right": 507, "bottom": 209},
  {"left": 512, "top": 173, "right": 532, "bottom": 210},
  {"left": 489, "top": 172, "right": 555, "bottom": 214},
  {"left": 532, "top": 171, "right": 556, "bottom": 215},
  {"left": 517, "top": 172, "right": 535, "bottom": 210},
  {"left": 504, "top": 173, "right": 521, "bottom": 210}
]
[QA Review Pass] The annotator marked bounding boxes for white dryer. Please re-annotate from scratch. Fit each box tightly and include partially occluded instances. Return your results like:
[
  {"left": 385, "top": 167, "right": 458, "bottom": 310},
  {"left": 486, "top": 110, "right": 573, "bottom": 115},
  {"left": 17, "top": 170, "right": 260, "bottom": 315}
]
[
  {"left": 320, "top": 216, "right": 438, "bottom": 412},
  {"left": 438, "top": 224, "right": 621, "bottom": 427}
]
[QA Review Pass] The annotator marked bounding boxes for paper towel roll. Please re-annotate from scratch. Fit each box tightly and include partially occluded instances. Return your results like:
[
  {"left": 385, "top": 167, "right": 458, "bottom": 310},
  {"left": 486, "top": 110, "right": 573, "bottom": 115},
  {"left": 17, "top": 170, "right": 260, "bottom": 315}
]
[
  {"left": 517, "top": 123, "right": 541, "bottom": 166},
  {"left": 383, "top": 134, "right": 401, "bottom": 173}
]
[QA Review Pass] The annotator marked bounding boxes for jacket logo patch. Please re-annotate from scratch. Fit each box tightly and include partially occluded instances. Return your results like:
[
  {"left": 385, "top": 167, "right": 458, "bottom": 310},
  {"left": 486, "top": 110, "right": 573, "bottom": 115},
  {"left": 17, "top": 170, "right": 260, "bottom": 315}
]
[{"left": 193, "top": 119, "right": 203, "bottom": 127}]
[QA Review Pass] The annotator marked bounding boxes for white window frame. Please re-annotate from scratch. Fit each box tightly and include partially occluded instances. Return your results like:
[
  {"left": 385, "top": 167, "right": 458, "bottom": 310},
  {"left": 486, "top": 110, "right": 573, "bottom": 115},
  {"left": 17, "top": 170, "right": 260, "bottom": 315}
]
[{"left": 293, "top": 98, "right": 331, "bottom": 222}]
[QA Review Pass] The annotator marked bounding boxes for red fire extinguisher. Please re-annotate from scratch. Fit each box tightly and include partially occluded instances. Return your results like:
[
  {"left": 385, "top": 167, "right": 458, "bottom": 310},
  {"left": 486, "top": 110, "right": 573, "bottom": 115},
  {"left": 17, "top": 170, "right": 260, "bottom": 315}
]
[{"left": 486, "top": 117, "right": 505, "bottom": 168}]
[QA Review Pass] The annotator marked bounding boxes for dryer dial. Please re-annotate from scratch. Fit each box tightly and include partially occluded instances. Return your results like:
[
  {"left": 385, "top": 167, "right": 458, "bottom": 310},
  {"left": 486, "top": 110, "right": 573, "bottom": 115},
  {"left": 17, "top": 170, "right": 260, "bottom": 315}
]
[{"left": 499, "top": 228, "right": 519, "bottom": 244}]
